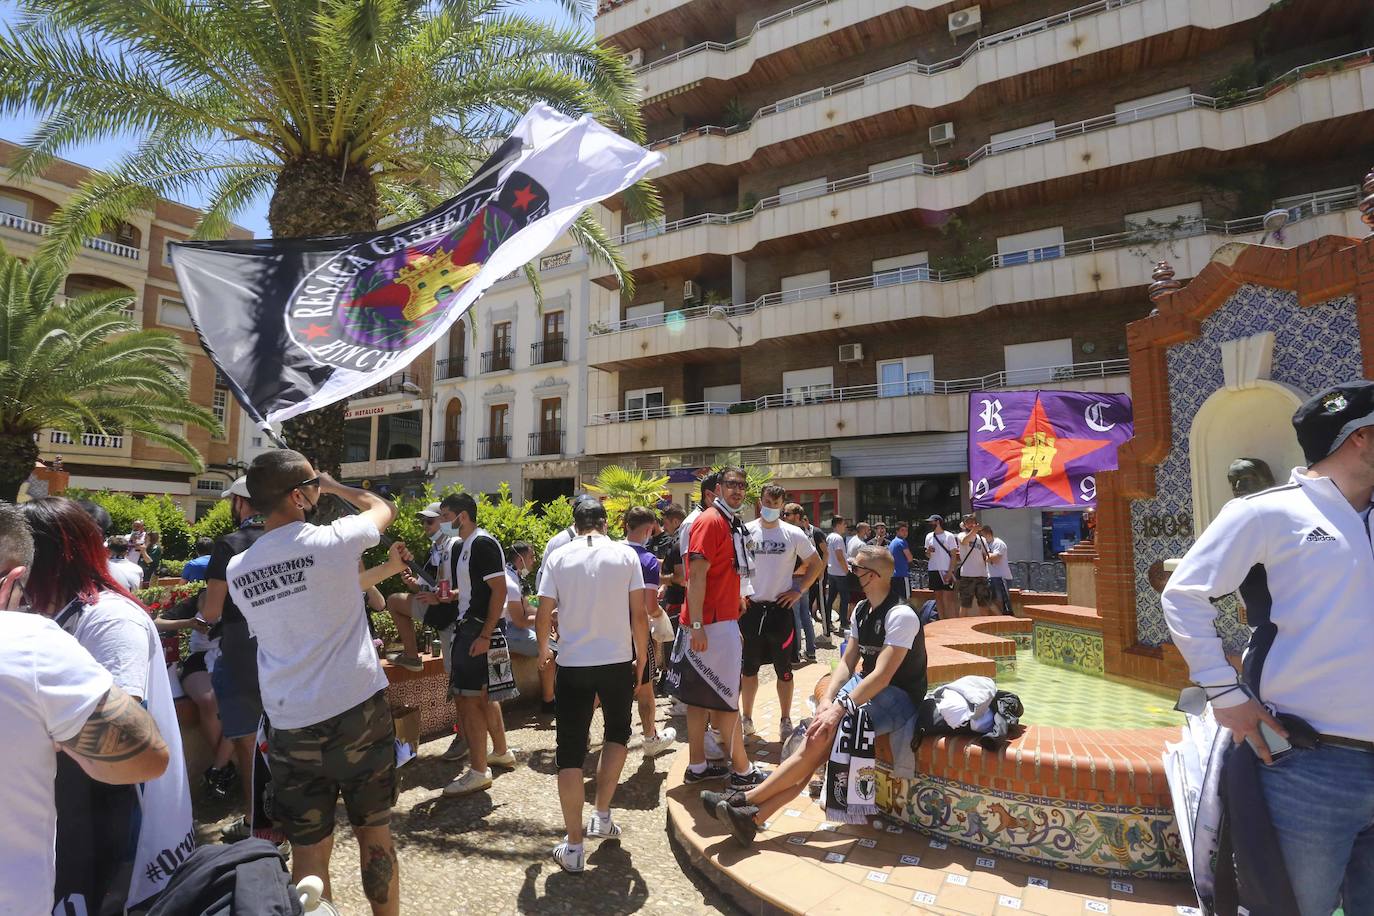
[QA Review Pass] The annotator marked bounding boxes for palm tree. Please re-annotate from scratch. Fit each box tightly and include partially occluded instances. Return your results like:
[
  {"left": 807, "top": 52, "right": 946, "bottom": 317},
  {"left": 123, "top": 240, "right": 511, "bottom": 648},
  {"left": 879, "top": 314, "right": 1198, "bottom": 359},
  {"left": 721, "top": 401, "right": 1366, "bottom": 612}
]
[
  {"left": 585, "top": 465, "right": 668, "bottom": 520},
  {"left": 0, "top": 246, "right": 221, "bottom": 502},
  {"left": 0, "top": 0, "right": 658, "bottom": 472}
]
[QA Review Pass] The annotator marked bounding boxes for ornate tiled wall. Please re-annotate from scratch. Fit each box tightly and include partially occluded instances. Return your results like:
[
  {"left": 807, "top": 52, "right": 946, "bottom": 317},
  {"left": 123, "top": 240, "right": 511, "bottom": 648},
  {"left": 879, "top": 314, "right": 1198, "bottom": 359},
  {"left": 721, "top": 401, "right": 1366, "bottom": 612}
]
[
  {"left": 1131, "top": 287, "right": 1360, "bottom": 650},
  {"left": 877, "top": 771, "right": 1186, "bottom": 880},
  {"left": 1033, "top": 622, "right": 1105, "bottom": 675}
]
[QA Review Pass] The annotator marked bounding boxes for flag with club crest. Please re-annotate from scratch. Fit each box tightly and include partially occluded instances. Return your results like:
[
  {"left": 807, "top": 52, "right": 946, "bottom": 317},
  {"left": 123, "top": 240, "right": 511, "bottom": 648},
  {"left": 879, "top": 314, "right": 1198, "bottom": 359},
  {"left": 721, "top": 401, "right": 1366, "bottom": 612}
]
[
  {"left": 968, "top": 390, "right": 1133, "bottom": 509},
  {"left": 170, "top": 104, "right": 662, "bottom": 426}
]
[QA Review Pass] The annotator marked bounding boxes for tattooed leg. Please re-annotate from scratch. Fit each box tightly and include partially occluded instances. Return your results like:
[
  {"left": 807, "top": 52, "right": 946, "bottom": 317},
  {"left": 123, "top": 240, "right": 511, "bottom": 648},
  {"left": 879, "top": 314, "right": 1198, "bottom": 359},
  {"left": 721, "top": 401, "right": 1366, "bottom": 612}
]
[{"left": 355, "top": 826, "right": 399, "bottom": 916}]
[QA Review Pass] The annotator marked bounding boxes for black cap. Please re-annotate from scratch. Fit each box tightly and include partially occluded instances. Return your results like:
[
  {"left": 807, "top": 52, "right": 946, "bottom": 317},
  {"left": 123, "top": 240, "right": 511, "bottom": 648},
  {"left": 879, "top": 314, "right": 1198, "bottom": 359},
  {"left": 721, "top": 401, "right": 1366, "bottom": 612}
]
[
  {"left": 572, "top": 493, "right": 602, "bottom": 512},
  {"left": 1292, "top": 381, "right": 1374, "bottom": 464}
]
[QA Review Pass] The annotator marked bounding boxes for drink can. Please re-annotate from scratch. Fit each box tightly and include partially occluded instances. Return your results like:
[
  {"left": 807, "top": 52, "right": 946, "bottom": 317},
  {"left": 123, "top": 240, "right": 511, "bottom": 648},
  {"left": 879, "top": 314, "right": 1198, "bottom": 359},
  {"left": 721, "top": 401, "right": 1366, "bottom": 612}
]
[
  {"left": 438, "top": 579, "right": 451, "bottom": 601},
  {"left": 431, "top": 639, "right": 443, "bottom": 658}
]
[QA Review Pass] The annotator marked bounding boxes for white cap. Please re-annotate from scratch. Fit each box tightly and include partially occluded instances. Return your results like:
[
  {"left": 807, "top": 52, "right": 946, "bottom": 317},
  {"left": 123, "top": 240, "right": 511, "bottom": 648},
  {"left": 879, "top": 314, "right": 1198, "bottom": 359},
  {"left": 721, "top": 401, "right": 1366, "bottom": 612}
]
[
  {"left": 222, "top": 476, "right": 251, "bottom": 499},
  {"left": 416, "top": 501, "right": 442, "bottom": 519}
]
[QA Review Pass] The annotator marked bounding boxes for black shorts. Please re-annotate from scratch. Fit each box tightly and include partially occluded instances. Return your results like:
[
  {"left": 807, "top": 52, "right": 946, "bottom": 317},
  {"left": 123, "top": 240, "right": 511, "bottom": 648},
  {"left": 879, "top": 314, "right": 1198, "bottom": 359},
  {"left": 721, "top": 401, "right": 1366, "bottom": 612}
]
[
  {"left": 927, "top": 571, "right": 954, "bottom": 591},
  {"left": 178, "top": 650, "right": 209, "bottom": 680},
  {"left": 449, "top": 619, "right": 490, "bottom": 697},
  {"left": 739, "top": 601, "right": 795, "bottom": 682},
  {"left": 555, "top": 662, "right": 635, "bottom": 769},
  {"left": 637, "top": 641, "right": 658, "bottom": 687}
]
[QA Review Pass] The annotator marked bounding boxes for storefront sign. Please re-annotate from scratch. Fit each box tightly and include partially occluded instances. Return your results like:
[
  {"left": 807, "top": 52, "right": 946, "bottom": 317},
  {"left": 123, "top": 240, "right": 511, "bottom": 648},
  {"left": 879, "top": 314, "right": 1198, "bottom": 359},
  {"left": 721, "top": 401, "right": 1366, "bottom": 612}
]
[{"left": 345, "top": 398, "right": 420, "bottom": 420}]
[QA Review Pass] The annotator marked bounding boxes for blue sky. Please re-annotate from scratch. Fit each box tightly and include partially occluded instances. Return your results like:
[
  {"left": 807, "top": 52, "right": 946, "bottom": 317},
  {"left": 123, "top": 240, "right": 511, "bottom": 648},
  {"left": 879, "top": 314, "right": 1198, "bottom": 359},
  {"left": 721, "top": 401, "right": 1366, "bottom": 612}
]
[{"left": 0, "top": 0, "right": 583, "bottom": 238}]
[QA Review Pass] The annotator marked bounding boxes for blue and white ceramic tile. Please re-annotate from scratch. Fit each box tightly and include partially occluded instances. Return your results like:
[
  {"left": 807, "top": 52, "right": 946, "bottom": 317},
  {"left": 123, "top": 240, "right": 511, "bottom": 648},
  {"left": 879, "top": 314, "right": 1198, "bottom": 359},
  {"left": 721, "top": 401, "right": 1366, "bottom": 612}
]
[{"left": 1131, "top": 287, "right": 1360, "bottom": 650}]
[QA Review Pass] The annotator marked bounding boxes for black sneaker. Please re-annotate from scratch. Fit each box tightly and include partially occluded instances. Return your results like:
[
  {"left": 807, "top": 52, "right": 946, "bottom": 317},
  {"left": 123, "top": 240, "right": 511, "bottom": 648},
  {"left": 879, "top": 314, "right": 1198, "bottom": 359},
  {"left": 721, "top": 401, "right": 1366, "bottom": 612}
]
[
  {"left": 683, "top": 764, "right": 730, "bottom": 784},
  {"left": 720, "top": 800, "right": 761, "bottom": 847},
  {"left": 699, "top": 789, "right": 747, "bottom": 819},
  {"left": 728, "top": 766, "right": 769, "bottom": 790}
]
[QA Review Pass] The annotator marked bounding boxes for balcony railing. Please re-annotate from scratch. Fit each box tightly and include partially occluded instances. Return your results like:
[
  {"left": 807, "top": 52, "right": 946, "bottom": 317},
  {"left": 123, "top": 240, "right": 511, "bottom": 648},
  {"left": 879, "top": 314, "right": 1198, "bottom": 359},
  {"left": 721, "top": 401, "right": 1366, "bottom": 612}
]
[
  {"left": 0, "top": 212, "right": 141, "bottom": 260},
  {"left": 591, "top": 359, "right": 1130, "bottom": 424},
  {"left": 356, "top": 371, "right": 423, "bottom": 399},
  {"left": 481, "top": 347, "right": 513, "bottom": 373},
  {"left": 432, "top": 439, "right": 463, "bottom": 463},
  {"left": 530, "top": 337, "right": 567, "bottom": 365},
  {"left": 436, "top": 356, "right": 465, "bottom": 380},
  {"left": 528, "top": 430, "right": 565, "bottom": 456},
  {"left": 641, "top": 0, "right": 1140, "bottom": 83},
  {"left": 49, "top": 430, "right": 125, "bottom": 448},
  {"left": 596, "top": 185, "right": 1362, "bottom": 335},
  {"left": 478, "top": 436, "right": 511, "bottom": 460},
  {"left": 624, "top": 46, "right": 1374, "bottom": 245}
]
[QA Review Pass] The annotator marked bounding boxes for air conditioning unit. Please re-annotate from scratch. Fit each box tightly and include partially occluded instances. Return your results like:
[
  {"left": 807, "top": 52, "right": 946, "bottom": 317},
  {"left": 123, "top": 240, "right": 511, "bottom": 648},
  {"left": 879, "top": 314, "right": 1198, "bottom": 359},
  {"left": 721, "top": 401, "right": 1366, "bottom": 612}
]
[
  {"left": 928, "top": 121, "right": 956, "bottom": 147},
  {"left": 948, "top": 6, "right": 982, "bottom": 38},
  {"left": 838, "top": 343, "right": 864, "bottom": 363},
  {"left": 626, "top": 48, "right": 644, "bottom": 68},
  {"left": 683, "top": 280, "right": 701, "bottom": 301}
]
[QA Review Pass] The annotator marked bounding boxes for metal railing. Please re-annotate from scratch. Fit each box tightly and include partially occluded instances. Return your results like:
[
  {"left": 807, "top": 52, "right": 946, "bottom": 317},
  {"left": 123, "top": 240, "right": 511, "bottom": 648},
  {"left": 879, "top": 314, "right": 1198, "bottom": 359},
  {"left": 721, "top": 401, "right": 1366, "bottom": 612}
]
[
  {"left": 481, "top": 347, "right": 513, "bottom": 373},
  {"left": 478, "top": 436, "right": 511, "bottom": 460},
  {"left": 436, "top": 356, "right": 465, "bottom": 380},
  {"left": 624, "top": 47, "right": 1373, "bottom": 246},
  {"left": 49, "top": 430, "right": 125, "bottom": 448},
  {"left": 356, "top": 371, "right": 423, "bottom": 399},
  {"left": 530, "top": 337, "right": 567, "bottom": 365},
  {"left": 904, "top": 559, "right": 1067, "bottom": 592},
  {"left": 0, "top": 212, "right": 141, "bottom": 260},
  {"left": 528, "top": 430, "right": 565, "bottom": 456},
  {"left": 596, "top": 185, "right": 1361, "bottom": 335},
  {"left": 590, "top": 359, "right": 1128, "bottom": 425},
  {"left": 432, "top": 439, "right": 463, "bottom": 463}
]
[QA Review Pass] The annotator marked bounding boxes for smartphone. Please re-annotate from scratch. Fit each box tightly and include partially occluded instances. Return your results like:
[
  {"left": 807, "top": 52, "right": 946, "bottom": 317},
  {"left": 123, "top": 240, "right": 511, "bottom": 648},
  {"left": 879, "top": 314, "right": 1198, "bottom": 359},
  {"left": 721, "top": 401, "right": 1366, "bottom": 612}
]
[{"left": 1248, "top": 719, "right": 1292, "bottom": 760}]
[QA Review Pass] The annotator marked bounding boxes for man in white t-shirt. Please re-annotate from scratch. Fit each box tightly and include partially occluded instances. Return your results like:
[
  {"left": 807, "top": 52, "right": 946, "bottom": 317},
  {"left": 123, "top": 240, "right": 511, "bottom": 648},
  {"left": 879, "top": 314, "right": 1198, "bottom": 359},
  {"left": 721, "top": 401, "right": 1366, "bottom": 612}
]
[
  {"left": 0, "top": 502, "right": 171, "bottom": 916},
  {"left": 955, "top": 514, "right": 997, "bottom": 617},
  {"left": 742, "top": 485, "right": 824, "bottom": 740},
  {"left": 227, "top": 450, "right": 405, "bottom": 916},
  {"left": 105, "top": 535, "right": 143, "bottom": 591},
  {"left": 822, "top": 516, "right": 850, "bottom": 640},
  {"left": 982, "top": 525, "right": 1014, "bottom": 616},
  {"left": 537, "top": 497, "right": 649, "bottom": 874},
  {"left": 923, "top": 514, "right": 959, "bottom": 620}
]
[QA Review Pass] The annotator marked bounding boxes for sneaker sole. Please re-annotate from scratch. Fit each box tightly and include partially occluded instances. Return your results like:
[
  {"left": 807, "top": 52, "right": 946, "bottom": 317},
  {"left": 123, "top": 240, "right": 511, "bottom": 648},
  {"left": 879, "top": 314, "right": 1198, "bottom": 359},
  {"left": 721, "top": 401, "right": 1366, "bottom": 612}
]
[
  {"left": 442, "top": 780, "right": 492, "bottom": 797},
  {"left": 552, "top": 850, "right": 584, "bottom": 873}
]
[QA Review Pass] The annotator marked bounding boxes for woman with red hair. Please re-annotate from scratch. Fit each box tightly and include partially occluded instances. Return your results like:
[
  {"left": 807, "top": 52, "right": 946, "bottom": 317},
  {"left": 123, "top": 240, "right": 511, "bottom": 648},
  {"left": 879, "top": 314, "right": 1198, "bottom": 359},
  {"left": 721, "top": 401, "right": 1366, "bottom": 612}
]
[{"left": 21, "top": 497, "right": 194, "bottom": 912}]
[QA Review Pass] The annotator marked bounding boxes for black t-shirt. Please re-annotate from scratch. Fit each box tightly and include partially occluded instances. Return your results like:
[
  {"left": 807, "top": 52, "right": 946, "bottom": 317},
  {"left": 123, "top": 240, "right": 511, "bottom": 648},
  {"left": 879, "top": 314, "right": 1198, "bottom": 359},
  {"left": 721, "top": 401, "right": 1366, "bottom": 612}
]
[
  {"left": 662, "top": 540, "right": 686, "bottom": 604},
  {"left": 457, "top": 533, "right": 505, "bottom": 624},
  {"left": 207, "top": 523, "right": 266, "bottom": 626}
]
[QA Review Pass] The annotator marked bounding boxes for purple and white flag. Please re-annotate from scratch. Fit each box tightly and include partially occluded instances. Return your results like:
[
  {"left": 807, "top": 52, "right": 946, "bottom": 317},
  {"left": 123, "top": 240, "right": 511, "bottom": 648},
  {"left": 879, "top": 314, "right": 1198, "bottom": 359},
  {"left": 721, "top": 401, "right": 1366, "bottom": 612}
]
[{"left": 968, "top": 390, "right": 1133, "bottom": 509}]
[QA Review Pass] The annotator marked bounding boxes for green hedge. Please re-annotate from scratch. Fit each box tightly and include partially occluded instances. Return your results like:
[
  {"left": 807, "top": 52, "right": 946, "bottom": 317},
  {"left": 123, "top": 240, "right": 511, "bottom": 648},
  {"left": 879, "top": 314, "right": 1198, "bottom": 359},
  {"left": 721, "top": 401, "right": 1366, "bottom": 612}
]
[{"left": 67, "top": 490, "right": 196, "bottom": 560}]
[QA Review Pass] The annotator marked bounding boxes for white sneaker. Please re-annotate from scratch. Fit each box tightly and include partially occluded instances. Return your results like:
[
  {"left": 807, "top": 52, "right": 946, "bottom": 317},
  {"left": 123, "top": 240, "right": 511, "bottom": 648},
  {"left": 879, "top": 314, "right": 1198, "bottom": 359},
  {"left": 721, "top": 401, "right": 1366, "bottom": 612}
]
[
  {"left": 487, "top": 750, "right": 517, "bottom": 769},
  {"left": 704, "top": 728, "right": 726, "bottom": 761},
  {"left": 442, "top": 768, "right": 492, "bottom": 797},
  {"left": 585, "top": 814, "right": 622, "bottom": 840},
  {"left": 441, "top": 733, "right": 468, "bottom": 761},
  {"left": 643, "top": 727, "right": 678, "bottom": 756},
  {"left": 552, "top": 840, "right": 584, "bottom": 873},
  {"left": 667, "top": 700, "right": 687, "bottom": 717},
  {"left": 741, "top": 716, "right": 756, "bottom": 737}
]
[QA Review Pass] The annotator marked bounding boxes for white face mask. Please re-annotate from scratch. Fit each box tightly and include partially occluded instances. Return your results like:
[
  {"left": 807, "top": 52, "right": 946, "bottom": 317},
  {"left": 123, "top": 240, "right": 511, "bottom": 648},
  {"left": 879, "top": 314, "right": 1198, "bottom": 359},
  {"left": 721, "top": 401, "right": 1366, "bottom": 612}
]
[{"left": 760, "top": 505, "right": 782, "bottom": 523}]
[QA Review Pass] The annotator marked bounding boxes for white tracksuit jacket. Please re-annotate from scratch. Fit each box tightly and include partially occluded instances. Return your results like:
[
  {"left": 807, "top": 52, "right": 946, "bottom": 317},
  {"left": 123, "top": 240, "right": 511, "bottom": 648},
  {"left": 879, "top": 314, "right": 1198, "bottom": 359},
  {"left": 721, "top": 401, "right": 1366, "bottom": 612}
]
[{"left": 1162, "top": 468, "right": 1374, "bottom": 742}]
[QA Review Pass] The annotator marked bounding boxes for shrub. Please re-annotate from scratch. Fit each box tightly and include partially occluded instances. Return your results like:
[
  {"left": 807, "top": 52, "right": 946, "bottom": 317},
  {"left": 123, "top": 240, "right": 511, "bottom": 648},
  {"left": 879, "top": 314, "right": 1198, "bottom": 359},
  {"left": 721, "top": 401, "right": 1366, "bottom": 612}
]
[
  {"left": 191, "top": 499, "right": 237, "bottom": 543},
  {"left": 67, "top": 490, "right": 194, "bottom": 559},
  {"left": 160, "top": 559, "right": 187, "bottom": 579}
]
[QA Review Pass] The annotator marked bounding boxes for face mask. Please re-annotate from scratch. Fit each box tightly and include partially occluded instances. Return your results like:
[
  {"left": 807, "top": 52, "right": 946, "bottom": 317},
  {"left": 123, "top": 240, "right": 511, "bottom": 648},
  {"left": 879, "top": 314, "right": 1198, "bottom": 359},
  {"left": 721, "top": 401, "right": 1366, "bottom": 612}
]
[
  {"left": 300, "top": 497, "right": 320, "bottom": 524},
  {"left": 760, "top": 506, "right": 782, "bottom": 523},
  {"left": 428, "top": 527, "right": 444, "bottom": 542},
  {"left": 438, "top": 521, "right": 458, "bottom": 538}
]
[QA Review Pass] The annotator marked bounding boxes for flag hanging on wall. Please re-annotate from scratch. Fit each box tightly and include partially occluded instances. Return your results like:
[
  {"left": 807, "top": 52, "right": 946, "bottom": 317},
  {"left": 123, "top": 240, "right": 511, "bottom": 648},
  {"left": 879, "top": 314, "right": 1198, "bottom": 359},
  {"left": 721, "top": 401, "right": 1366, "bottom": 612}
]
[
  {"left": 170, "top": 104, "right": 662, "bottom": 425},
  {"left": 967, "top": 390, "right": 1133, "bottom": 509}
]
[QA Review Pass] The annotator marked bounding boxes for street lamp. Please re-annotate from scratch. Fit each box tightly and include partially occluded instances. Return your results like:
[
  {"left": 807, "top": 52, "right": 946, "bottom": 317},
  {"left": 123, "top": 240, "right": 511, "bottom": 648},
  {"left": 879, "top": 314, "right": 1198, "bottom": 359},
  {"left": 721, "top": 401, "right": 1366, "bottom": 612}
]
[
  {"left": 1260, "top": 208, "right": 1290, "bottom": 245},
  {"left": 708, "top": 305, "right": 743, "bottom": 344}
]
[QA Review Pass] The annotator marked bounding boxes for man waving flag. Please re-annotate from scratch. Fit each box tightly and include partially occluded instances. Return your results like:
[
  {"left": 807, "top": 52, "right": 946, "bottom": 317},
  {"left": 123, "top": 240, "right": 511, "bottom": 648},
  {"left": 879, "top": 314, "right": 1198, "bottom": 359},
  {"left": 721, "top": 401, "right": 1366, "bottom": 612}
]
[{"left": 170, "top": 104, "right": 661, "bottom": 427}]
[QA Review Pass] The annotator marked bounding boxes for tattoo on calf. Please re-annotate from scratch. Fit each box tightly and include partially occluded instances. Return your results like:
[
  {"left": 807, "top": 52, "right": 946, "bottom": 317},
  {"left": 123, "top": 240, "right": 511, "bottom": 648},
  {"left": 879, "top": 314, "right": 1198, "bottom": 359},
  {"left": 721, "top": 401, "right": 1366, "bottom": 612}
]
[
  {"left": 60, "top": 686, "right": 165, "bottom": 762},
  {"left": 361, "top": 843, "right": 397, "bottom": 904}
]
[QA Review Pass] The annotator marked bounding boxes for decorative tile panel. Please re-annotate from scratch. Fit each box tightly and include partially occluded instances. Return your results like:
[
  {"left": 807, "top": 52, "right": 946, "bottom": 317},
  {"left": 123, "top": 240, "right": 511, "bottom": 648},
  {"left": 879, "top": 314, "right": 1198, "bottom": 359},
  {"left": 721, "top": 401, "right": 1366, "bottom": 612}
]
[
  {"left": 1131, "top": 288, "right": 1360, "bottom": 649},
  {"left": 1033, "top": 622, "right": 1106, "bottom": 675},
  {"left": 877, "top": 770, "right": 1186, "bottom": 879}
]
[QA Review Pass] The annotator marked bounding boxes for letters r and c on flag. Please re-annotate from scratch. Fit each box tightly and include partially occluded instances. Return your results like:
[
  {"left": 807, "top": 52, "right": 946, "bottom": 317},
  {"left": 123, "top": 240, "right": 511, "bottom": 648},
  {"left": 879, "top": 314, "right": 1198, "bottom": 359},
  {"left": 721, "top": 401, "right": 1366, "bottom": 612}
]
[{"left": 967, "top": 390, "right": 1134, "bottom": 509}]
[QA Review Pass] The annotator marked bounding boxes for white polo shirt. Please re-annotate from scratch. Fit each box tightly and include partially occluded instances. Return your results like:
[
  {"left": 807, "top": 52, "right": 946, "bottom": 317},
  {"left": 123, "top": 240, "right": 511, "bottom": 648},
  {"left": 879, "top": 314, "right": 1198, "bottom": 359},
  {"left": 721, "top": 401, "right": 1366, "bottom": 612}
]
[{"left": 538, "top": 532, "right": 645, "bottom": 667}]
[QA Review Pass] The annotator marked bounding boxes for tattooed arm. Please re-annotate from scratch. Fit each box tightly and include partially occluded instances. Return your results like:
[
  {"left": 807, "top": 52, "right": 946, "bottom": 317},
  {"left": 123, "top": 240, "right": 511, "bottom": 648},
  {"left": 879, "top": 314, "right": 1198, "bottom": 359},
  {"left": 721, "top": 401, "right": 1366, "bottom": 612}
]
[{"left": 58, "top": 684, "right": 169, "bottom": 785}]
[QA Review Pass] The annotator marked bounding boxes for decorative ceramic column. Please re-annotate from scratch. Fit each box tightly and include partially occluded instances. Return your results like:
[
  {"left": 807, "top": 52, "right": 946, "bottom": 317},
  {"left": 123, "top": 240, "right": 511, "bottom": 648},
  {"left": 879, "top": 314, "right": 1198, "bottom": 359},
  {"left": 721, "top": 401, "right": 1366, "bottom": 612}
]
[{"left": 1059, "top": 538, "right": 1098, "bottom": 609}]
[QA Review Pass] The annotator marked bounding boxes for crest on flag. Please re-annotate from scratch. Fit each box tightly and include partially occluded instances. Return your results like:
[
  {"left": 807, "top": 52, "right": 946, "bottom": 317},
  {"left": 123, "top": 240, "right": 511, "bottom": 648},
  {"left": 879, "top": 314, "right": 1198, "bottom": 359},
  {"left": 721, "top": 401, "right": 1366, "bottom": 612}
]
[{"left": 968, "top": 390, "right": 1133, "bottom": 509}]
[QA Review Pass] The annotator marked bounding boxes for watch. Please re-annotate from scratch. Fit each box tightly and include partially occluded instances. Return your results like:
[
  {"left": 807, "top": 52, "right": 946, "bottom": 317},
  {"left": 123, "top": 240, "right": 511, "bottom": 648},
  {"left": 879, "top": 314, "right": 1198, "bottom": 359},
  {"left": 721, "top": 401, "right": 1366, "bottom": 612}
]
[{"left": 690, "top": 621, "right": 703, "bottom": 630}]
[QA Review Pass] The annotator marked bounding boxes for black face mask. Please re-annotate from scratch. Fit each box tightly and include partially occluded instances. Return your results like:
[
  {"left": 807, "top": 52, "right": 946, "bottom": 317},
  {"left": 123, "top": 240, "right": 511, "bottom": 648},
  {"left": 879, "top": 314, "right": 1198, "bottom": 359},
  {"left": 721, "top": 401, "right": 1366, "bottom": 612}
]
[{"left": 301, "top": 497, "right": 320, "bottom": 524}]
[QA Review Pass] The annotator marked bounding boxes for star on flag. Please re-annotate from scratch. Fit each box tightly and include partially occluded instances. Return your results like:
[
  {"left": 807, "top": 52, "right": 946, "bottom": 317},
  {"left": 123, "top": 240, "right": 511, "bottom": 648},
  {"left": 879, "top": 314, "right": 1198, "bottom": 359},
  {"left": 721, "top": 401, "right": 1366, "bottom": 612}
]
[
  {"left": 976, "top": 397, "right": 1111, "bottom": 504},
  {"left": 512, "top": 184, "right": 538, "bottom": 211}
]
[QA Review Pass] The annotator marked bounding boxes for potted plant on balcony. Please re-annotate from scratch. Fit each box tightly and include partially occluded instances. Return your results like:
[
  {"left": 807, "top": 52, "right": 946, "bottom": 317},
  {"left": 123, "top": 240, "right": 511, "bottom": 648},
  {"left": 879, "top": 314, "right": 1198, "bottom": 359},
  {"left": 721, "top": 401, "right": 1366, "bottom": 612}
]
[{"left": 726, "top": 401, "right": 757, "bottom": 415}]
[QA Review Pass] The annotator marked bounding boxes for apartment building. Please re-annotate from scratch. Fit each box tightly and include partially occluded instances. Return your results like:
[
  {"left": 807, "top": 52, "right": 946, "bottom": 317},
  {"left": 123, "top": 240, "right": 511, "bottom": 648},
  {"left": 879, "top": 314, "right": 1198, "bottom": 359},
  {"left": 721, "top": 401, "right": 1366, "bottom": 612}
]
[
  {"left": 2, "top": 141, "right": 258, "bottom": 517},
  {"left": 589, "top": 0, "right": 1374, "bottom": 559},
  {"left": 426, "top": 235, "right": 600, "bottom": 502}
]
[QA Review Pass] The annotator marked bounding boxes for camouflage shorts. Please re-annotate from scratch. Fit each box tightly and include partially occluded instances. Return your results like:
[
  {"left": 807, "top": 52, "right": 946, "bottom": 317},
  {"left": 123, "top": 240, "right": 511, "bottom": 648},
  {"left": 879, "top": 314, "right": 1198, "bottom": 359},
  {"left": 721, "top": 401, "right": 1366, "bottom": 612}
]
[{"left": 269, "top": 690, "right": 397, "bottom": 846}]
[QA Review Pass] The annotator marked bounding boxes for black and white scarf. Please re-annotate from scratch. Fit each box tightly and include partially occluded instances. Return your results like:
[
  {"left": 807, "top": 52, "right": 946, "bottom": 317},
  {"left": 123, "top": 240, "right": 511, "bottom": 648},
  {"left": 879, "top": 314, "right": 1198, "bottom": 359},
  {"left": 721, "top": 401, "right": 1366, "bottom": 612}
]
[
  {"left": 711, "top": 497, "right": 756, "bottom": 580},
  {"left": 822, "top": 702, "right": 879, "bottom": 824}
]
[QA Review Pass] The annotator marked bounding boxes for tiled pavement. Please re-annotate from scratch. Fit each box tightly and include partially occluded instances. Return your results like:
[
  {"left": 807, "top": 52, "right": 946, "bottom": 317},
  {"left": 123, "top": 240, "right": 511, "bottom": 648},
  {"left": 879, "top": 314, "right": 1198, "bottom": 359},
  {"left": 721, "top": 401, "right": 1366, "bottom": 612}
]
[{"left": 668, "top": 663, "right": 1200, "bottom": 916}]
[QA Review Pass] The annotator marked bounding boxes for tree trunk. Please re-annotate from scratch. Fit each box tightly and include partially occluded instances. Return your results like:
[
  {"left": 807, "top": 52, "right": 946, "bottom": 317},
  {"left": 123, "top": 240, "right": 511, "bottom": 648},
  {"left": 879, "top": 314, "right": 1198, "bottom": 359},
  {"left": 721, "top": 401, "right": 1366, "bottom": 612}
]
[
  {"left": 268, "top": 154, "right": 381, "bottom": 474},
  {"left": 0, "top": 430, "right": 40, "bottom": 503}
]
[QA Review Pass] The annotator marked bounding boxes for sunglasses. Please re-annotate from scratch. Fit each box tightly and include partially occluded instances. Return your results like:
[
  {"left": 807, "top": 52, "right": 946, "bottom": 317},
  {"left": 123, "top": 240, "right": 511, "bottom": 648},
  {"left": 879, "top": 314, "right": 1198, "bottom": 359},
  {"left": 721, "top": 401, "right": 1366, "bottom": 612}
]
[
  {"left": 852, "top": 565, "right": 876, "bottom": 576},
  {"left": 295, "top": 475, "right": 321, "bottom": 491},
  {"left": 719, "top": 479, "right": 747, "bottom": 490}
]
